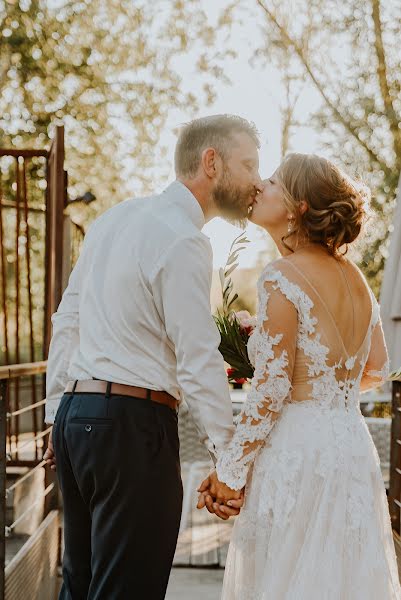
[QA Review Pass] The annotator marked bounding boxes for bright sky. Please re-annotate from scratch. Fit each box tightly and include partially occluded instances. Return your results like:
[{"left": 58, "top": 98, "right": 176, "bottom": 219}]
[{"left": 157, "top": 1, "right": 323, "bottom": 270}]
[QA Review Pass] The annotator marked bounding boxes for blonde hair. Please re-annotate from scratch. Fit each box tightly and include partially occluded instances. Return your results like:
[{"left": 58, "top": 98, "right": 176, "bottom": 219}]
[
  {"left": 174, "top": 114, "right": 260, "bottom": 177},
  {"left": 275, "top": 153, "right": 370, "bottom": 256}
]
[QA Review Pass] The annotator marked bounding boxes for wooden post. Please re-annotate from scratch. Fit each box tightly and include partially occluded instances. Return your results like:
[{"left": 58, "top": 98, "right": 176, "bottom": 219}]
[
  {"left": 44, "top": 126, "right": 67, "bottom": 358},
  {"left": 43, "top": 126, "right": 66, "bottom": 518},
  {"left": 0, "top": 380, "right": 8, "bottom": 600},
  {"left": 389, "top": 381, "right": 401, "bottom": 534},
  {"left": 62, "top": 215, "right": 72, "bottom": 292}
]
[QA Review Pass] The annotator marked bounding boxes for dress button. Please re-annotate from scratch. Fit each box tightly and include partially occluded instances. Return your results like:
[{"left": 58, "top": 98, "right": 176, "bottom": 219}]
[{"left": 85, "top": 424, "right": 92, "bottom": 432}]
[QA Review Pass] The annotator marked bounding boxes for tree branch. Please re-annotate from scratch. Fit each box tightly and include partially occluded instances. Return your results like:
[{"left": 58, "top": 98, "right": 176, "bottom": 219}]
[
  {"left": 371, "top": 0, "right": 401, "bottom": 164},
  {"left": 281, "top": 76, "right": 302, "bottom": 158},
  {"left": 255, "top": 0, "right": 391, "bottom": 175}
]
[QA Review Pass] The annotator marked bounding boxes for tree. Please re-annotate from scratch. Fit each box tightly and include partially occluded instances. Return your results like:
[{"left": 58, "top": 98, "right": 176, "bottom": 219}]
[
  {"left": 222, "top": 0, "right": 401, "bottom": 294},
  {"left": 0, "top": 0, "right": 226, "bottom": 210}
]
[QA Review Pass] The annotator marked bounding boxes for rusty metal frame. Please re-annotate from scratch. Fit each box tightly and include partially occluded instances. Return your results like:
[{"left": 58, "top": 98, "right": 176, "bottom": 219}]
[
  {"left": 0, "top": 128, "right": 67, "bottom": 600},
  {"left": 1, "top": 126, "right": 66, "bottom": 441}
]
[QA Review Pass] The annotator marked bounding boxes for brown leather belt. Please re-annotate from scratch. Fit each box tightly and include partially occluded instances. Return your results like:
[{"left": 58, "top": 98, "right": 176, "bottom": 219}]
[{"left": 64, "top": 380, "right": 178, "bottom": 411}]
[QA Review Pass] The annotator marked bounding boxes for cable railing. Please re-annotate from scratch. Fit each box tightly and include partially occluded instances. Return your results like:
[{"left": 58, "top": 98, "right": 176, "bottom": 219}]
[{"left": 0, "top": 360, "right": 57, "bottom": 600}]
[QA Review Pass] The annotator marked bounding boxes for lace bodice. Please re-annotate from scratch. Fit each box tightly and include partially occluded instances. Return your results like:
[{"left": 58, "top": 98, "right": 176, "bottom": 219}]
[{"left": 216, "top": 258, "right": 389, "bottom": 490}]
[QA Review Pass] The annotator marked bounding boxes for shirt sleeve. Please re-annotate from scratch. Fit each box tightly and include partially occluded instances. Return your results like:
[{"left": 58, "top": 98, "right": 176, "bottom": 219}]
[
  {"left": 216, "top": 277, "right": 298, "bottom": 490},
  {"left": 44, "top": 247, "right": 86, "bottom": 424},
  {"left": 150, "top": 234, "right": 234, "bottom": 460}
]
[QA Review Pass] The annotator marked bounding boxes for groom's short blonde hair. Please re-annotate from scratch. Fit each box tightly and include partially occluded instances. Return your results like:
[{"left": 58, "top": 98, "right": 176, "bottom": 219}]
[{"left": 174, "top": 114, "right": 260, "bottom": 178}]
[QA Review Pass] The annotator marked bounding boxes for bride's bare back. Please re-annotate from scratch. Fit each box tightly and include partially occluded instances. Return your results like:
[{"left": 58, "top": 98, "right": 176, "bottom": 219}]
[
  {"left": 216, "top": 248, "right": 389, "bottom": 490},
  {"left": 277, "top": 250, "right": 388, "bottom": 401}
]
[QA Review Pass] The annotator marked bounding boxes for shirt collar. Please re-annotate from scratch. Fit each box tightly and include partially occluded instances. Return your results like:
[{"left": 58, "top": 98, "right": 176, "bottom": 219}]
[{"left": 164, "top": 180, "right": 206, "bottom": 230}]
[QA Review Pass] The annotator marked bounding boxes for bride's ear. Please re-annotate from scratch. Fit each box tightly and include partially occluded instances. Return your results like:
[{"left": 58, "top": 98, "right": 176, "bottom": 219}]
[{"left": 299, "top": 200, "right": 308, "bottom": 215}]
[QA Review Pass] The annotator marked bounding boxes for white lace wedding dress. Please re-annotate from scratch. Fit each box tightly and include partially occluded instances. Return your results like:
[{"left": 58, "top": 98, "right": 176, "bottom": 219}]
[{"left": 216, "top": 258, "right": 401, "bottom": 600}]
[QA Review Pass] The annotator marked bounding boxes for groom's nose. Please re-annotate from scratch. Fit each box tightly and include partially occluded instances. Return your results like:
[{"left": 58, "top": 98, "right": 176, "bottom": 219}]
[{"left": 254, "top": 172, "right": 263, "bottom": 191}]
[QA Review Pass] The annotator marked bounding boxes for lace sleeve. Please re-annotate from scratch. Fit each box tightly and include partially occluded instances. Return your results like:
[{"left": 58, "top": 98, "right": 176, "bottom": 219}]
[
  {"left": 215, "top": 274, "right": 298, "bottom": 490},
  {"left": 362, "top": 297, "right": 389, "bottom": 389}
]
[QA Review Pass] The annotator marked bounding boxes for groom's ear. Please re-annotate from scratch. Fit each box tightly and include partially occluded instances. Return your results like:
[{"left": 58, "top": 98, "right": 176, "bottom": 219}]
[{"left": 202, "top": 147, "right": 221, "bottom": 179}]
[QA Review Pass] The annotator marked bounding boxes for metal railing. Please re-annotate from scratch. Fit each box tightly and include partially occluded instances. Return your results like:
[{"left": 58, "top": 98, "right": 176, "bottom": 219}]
[{"left": 0, "top": 361, "right": 57, "bottom": 599}]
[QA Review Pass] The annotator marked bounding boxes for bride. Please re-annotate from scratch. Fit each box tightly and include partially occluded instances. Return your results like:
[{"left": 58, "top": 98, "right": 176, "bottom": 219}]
[{"left": 197, "top": 153, "right": 401, "bottom": 599}]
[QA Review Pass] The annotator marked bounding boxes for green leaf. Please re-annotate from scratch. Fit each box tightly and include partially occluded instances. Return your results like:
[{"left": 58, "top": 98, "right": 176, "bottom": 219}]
[
  {"left": 226, "top": 253, "right": 239, "bottom": 267},
  {"left": 219, "top": 267, "right": 225, "bottom": 289},
  {"left": 227, "top": 293, "right": 238, "bottom": 308},
  {"left": 223, "top": 279, "right": 233, "bottom": 297},
  {"left": 225, "top": 262, "right": 238, "bottom": 278}
]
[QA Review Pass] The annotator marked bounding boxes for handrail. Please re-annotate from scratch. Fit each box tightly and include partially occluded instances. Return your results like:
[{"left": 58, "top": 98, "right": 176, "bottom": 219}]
[
  {"left": 5, "top": 460, "right": 47, "bottom": 498},
  {"left": 0, "top": 361, "right": 47, "bottom": 380},
  {"left": 5, "top": 483, "right": 55, "bottom": 537},
  {"left": 7, "top": 427, "right": 52, "bottom": 457},
  {"left": 8, "top": 399, "right": 46, "bottom": 418}
]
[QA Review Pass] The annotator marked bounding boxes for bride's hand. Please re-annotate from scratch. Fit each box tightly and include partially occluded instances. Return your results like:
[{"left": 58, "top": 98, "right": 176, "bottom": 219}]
[{"left": 196, "top": 471, "right": 244, "bottom": 519}]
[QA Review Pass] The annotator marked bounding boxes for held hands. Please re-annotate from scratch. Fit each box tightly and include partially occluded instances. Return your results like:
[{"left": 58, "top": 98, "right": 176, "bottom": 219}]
[{"left": 196, "top": 470, "right": 244, "bottom": 520}]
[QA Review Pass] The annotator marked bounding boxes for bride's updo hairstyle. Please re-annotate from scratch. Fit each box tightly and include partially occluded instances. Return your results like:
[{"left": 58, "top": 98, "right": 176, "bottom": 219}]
[{"left": 276, "top": 153, "right": 370, "bottom": 256}]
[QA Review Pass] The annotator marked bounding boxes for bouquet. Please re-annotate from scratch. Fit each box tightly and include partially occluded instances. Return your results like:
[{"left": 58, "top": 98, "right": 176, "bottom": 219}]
[{"left": 214, "top": 233, "right": 256, "bottom": 384}]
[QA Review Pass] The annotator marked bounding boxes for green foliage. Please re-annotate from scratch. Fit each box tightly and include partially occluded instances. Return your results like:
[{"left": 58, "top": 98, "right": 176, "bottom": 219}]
[
  {"left": 214, "top": 232, "right": 254, "bottom": 380},
  {"left": 219, "top": 0, "right": 401, "bottom": 294},
  {"left": 0, "top": 0, "right": 224, "bottom": 208},
  {"left": 219, "top": 232, "right": 250, "bottom": 314},
  {"left": 214, "top": 310, "right": 254, "bottom": 380}
]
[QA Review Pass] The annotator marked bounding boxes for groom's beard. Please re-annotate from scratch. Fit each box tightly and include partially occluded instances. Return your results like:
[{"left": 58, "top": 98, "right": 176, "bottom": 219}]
[{"left": 212, "top": 169, "right": 255, "bottom": 228}]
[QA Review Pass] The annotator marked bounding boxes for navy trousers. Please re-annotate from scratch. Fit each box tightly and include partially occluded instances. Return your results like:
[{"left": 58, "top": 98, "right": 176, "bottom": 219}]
[{"left": 53, "top": 390, "right": 183, "bottom": 600}]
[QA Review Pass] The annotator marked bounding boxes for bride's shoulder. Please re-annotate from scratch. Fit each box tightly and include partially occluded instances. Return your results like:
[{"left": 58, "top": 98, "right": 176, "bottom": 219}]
[
  {"left": 259, "top": 257, "right": 299, "bottom": 282},
  {"left": 258, "top": 258, "right": 304, "bottom": 298}
]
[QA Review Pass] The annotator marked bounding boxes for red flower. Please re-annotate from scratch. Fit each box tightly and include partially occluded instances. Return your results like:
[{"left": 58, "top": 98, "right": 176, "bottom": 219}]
[
  {"left": 234, "top": 311, "right": 257, "bottom": 337},
  {"left": 227, "top": 368, "right": 247, "bottom": 384}
]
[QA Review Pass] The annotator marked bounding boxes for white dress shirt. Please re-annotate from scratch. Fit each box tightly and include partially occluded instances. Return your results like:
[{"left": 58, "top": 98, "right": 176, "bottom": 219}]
[{"left": 45, "top": 181, "right": 234, "bottom": 458}]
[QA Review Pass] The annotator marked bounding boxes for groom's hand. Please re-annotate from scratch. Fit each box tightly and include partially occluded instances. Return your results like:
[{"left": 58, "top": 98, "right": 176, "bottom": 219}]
[
  {"left": 43, "top": 427, "right": 56, "bottom": 471},
  {"left": 196, "top": 471, "right": 244, "bottom": 520},
  {"left": 197, "top": 491, "right": 243, "bottom": 520}
]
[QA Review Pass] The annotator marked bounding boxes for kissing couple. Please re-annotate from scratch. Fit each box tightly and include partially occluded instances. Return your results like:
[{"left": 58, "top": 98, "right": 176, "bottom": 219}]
[{"left": 44, "top": 114, "right": 400, "bottom": 599}]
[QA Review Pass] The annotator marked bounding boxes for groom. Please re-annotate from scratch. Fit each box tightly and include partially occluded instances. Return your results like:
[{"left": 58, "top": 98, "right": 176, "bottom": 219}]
[{"left": 44, "top": 114, "right": 261, "bottom": 599}]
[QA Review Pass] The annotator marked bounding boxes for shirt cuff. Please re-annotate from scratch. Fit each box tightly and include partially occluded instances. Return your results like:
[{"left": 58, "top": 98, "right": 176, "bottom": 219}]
[
  {"left": 44, "top": 398, "right": 60, "bottom": 425},
  {"left": 204, "top": 437, "right": 221, "bottom": 465}
]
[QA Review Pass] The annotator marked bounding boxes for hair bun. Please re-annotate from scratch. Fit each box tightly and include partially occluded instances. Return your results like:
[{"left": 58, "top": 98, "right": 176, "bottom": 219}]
[{"left": 276, "top": 153, "right": 370, "bottom": 256}]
